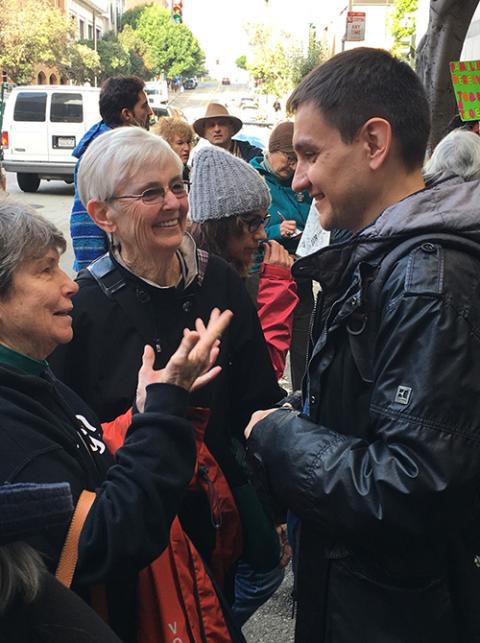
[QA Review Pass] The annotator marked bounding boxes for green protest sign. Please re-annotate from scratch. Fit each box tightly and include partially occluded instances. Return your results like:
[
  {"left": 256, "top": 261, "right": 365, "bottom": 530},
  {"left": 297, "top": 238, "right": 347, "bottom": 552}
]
[{"left": 450, "top": 60, "right": 480, "bottom": 122}]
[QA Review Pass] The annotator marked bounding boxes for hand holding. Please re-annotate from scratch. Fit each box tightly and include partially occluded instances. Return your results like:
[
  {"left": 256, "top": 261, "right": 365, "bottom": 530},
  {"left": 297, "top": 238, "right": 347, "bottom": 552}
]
[
  {"left": 263, "top": 240, "right": 294, "bottom": 269},
  {"left": 279, "top": 219, "right": 297, "bottom": 238}
]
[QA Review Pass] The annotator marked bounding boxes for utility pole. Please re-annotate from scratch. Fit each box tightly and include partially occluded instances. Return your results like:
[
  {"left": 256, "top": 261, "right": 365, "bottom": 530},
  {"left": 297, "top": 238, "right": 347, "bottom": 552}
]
[{"left": 341, "top": 0, "right": 354, "bottom": 52}]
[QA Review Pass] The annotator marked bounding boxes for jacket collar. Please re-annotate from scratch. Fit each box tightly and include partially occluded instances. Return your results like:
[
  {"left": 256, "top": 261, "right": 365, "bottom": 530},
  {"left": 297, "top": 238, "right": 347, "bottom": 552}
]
[{"left": 293, "top": 175, "right": 480, "bottom": 293}]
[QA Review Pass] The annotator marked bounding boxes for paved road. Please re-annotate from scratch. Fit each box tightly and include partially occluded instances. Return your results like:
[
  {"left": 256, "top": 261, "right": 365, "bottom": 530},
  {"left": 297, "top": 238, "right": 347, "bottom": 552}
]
[{"left": 4, "top": 171, "right": 75, "bottom": 276}]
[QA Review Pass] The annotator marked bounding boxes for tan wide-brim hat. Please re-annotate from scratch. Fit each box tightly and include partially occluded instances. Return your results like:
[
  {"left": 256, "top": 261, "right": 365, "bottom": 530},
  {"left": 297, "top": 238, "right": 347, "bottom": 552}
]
[{"left": 193, "top": 103, "right": 243, "bottom": 138}]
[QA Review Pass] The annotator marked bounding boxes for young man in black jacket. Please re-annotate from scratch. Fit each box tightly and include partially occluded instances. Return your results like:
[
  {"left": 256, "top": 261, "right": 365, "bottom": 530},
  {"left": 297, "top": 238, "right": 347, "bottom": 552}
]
[{"left": 246, "top": 47, "right": 480, "bottom": 643}]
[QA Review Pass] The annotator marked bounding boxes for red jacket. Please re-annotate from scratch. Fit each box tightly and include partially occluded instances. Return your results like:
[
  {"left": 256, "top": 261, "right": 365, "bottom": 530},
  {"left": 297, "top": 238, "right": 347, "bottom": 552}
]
[{"left": 257, "top": 262, "right": 298, "bottom": 380}]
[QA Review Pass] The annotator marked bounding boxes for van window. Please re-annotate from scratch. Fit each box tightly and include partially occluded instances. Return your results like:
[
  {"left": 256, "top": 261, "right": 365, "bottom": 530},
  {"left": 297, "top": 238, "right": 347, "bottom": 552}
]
[
  {"left": 13, "top": 92, "right": 47, "bottom": 122},
  {"left": 51, "top": 93, "right": 83, "bottom": 123}
]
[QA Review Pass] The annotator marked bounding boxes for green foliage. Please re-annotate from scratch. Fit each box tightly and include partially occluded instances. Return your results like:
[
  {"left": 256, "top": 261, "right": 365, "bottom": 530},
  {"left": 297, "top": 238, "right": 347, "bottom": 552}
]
[
  {"left": 391, "top": 0, "right": 418, "bottom": 63},
  {"left": 120, "top": 4, "right": 149, "bottom": 31},
  {"left": 291, "top": 28, "right": 327, "bottom": 86},
  {"left": 244, "top": 23, "right": 327, "bottom": 97},
  {"left": 133, "top": 5, "right": 206, "bottom": 79},
  {"left": 236, "top": 55, "right": 247, "bottom": 70},
  {"left": 0, "top": 0, "right": 74, "bottom": 84},
  {"left": 61, "top": 42, "right": 101, "bottom": 85}
]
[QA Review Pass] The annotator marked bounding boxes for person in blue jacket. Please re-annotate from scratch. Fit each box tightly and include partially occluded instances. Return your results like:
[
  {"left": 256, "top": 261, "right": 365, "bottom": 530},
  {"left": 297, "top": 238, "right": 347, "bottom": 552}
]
[
  {"left": 250, "top": 121, "right": 312, "bottom": 390},
  {"left": 70, "top": 76, "right": 152, "bottom": 272}
]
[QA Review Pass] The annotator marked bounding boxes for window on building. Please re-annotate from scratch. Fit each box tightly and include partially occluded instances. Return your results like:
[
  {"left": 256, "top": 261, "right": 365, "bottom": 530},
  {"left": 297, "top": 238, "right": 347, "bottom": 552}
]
[
  {"left": 88, "top": 24, "right": 93, "bottom": 40},
  {"left": 96, "top": 28, "right": 101, "bottom": 41},
  {"left": 79, "top": 18, "right": 85, "bottom": 39}
]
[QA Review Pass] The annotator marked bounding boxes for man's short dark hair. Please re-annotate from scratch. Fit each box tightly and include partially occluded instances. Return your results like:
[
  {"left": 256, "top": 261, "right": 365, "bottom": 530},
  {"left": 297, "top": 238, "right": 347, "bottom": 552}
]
[
  {"left": 287, "top": 48, "right": 431, "bottom": 170},
  {"left": 99, "top": 76, "right": 145, "bottom": 126}
]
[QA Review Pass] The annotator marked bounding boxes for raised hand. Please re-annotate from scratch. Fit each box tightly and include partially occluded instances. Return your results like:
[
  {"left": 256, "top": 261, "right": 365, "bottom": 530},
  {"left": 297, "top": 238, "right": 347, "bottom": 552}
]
[
  {"left": 263, "top": 240, "right": 294, "bottom": 269},
  {"left": 136, "top": 308, "right": 233, "bottom": 412}
]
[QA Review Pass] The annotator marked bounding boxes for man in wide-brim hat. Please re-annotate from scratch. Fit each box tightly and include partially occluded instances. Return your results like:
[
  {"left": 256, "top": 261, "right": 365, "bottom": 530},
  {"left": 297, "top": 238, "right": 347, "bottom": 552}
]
[{"left": 193, "top": 102, "right": 263, "bottom": 162}]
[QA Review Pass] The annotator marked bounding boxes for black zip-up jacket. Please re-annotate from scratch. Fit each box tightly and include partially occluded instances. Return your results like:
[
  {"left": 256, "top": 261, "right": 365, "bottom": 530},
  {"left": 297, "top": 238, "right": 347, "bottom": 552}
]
[
  {"left": 249, "top": 176, "right": 480, "bottom": 642},
  {"left": 49, "top": 247, "right": 283, "bottom": 487},
  {"left": 0, "top": 364, "right": 195, "bottom": 641}
]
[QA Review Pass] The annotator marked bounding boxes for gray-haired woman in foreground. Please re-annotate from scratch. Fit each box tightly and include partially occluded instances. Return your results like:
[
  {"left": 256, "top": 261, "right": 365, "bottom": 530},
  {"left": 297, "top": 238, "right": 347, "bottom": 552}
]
[{"left": 0, "top": 196, "right": 231, "bottom": 641}]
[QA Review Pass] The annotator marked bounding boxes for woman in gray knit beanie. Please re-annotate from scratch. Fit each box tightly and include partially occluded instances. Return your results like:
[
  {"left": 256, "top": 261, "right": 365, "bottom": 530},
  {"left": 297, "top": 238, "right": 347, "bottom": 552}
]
[{"left": 189, "top": 145, "right": 298, "bottom": 382}]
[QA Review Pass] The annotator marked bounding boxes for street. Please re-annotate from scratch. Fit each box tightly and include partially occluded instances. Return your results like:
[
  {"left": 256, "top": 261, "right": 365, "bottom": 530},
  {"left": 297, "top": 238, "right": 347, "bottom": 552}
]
[{"left": 2, "top": 79, "right": 295, "bottom": 642}]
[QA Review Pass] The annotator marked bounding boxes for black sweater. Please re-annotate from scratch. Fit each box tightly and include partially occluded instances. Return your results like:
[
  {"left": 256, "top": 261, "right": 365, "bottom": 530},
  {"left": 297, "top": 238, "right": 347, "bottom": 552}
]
[
  {"left": 49, "top": 253, "right": 283, "bottom": 488},
  {"left": 0, "top": 364, "right": 195, "bottom": 641}
]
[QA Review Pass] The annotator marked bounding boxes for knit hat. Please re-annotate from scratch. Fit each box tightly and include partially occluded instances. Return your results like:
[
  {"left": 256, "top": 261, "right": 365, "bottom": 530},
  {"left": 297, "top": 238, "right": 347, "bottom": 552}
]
[
  {"left": 0, "top": 482, "right": 73, "bottom": 545},
  {"left": 193, "top": 103, "right": 243, "bottom": 138},
  {"left": 268, "top": 121, "right": 294, "bottom": 154},
  {"left": 189, "top": 146, "right": 271, "bottom": 223}
]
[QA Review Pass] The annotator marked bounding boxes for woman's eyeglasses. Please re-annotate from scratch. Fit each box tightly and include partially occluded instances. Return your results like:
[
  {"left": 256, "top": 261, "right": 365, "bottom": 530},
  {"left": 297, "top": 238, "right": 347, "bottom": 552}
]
[
  {"left": 240, "top": 213, "right": 271, "bottom": 233},
  {"left": 109, "top": 180, "right": 189, "bottom": 205}
]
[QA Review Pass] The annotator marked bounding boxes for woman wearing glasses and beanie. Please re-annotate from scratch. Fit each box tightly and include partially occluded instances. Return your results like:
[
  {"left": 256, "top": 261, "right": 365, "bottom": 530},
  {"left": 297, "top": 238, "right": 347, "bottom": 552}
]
[
  {"left": 189, "top": 145, "right": 299, "bottom": 382},
  {"left": 250, "top": 121, "right": 313, "bottom": 390},
  {"left": 49, "top": 127, "right": 285, "bottom": 618}
]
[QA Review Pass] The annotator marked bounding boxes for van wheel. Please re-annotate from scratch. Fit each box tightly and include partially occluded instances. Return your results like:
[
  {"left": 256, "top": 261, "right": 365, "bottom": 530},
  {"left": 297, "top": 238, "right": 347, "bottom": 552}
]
[{"left": 17, "top": 173, "right": 40, "bottom": 193}]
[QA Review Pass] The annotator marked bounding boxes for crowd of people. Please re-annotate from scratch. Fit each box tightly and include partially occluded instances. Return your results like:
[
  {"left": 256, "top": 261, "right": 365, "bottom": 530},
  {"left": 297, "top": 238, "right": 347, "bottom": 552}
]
[{"left": 1, "top": 46, "right": 480, "bottom": 643}]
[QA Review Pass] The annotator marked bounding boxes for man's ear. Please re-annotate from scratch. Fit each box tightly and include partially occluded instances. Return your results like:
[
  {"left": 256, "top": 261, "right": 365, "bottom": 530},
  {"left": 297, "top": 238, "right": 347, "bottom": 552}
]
[
  {"left": 120, "top": 107, "right": 133, "bottom": 125},
  {"left": 359, "top": 118, "right": 392, "bottom": 171},
  {"left": 86, "top": 200, "right": 117, "bottom": 234}
]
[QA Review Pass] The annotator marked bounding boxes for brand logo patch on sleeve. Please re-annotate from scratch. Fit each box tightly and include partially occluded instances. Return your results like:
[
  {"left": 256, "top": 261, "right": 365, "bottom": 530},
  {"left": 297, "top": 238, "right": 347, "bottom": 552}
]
[{"left": 395, "top": 385, "right": 412, "bottom": 405}]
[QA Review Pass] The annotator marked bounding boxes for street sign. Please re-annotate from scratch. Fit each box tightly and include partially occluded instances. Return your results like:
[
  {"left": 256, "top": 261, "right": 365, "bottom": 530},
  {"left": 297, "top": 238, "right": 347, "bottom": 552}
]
[
  {"left": 450, "top": 59, "right": 480, "bottom": 122},
  {"left": 345, "top": 11, "right": 366, "bottom": 42}
]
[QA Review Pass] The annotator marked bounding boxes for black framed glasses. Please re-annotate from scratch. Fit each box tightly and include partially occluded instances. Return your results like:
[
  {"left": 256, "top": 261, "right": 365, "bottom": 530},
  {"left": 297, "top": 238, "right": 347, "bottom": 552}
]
[
  {"left": 240, "top": 213, "right": 271, "bottom": 233},
  {"left": 108, "top": 180, "right": 189, "bottom": 205}
]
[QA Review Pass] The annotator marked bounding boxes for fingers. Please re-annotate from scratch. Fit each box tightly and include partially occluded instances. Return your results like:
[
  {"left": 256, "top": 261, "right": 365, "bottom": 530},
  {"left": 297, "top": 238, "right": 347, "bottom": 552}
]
[
  {"left": 140, "top": 344, "right": 156, "bottom": 373},
  {"left": 263, "top": 241, "right": 271, "bottom": 263},
  {"left": 191, "top": 365, "right": 223, "bottom": 391}
]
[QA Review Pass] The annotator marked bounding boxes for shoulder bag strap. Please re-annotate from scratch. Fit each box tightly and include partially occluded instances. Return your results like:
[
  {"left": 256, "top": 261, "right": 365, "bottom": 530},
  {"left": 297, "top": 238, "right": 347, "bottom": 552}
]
[{"left": 55, "top": 489, "right": 96, "bottom": 588}]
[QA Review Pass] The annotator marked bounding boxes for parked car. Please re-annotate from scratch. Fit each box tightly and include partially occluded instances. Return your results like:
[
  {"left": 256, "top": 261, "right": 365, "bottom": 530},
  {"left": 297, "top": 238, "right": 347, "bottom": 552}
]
[
  {"left": 1, "top": 85, "right": 100, "bottom": 192},
  {"left": 221, "top": 77, "right": 231, "bottom": 86},
  {"left": 240, "top": 97, "right": 259, "bottom": 110},
  {"left": 145, "top": 80, "right": 169, "bottom": 109},
  {"left": 151, "top": 105, "right": 186, "bottom": 121},
  {"left": 183, "top": 77, "right": 198, "bottom": 90}
]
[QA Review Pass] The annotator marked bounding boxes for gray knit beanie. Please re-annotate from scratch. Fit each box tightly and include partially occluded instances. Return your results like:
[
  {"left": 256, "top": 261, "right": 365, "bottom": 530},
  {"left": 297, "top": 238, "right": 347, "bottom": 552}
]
[{"left": 189, "top": 145, "right": 271, "bottom": 222}]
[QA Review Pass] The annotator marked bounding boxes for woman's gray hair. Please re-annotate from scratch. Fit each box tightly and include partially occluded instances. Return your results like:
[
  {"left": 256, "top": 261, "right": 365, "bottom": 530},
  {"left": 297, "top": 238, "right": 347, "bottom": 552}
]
[
  {"left": 77, "top": 126, "right": 183, "bottom": 205},
  {"left": 0, "top": 542, "right": 45, "bottom": 613},
  {"left": 0, "top": 197, "right": 66, "bottom": 297},
  {"left": 423, "top": 129, "right": 480, "bottom": 183}
]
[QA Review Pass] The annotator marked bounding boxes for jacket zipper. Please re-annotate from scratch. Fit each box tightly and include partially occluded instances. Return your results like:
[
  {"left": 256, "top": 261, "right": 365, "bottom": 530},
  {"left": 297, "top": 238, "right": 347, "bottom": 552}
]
[{"left": 198, "top": 465, "right": 222, "bottom": 530}]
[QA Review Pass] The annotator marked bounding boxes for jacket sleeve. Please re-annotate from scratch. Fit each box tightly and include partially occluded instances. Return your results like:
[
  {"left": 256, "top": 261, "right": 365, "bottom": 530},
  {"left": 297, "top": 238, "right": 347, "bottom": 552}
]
[
  {"left": 249, "top": 251, "right": 480, "bottom": 547},
  {"left": 70, "top": 161, "right": 108, "bottom": 272},
  {"left": 257, "top": 262, "right": 298, "bottom": 380}
]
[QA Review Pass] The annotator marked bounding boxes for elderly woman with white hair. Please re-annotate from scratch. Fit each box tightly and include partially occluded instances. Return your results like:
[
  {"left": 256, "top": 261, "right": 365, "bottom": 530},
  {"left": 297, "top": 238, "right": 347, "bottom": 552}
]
[
  {"left": 49, "top": 127, "right": 285, "bottom": 609},
  {"left": 0, "top": 196, "right": 231, "bottom": 640},
  {"left": 424, "top": 128, "right": 480, "bottom": 183}
]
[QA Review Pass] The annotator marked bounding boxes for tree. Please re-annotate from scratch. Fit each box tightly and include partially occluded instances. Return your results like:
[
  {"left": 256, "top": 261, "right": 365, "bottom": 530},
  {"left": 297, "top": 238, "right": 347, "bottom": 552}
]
[
  {"left": 244, "top": 23, "right": 295, "bottom": 96},
  {"left": 60, "top": 42, "right": 101, "bottom": 85},
  {"left": 120, "top": 4, "right": 149, "bottom": 31},
  {"left": 0, "top": 0, "right": 74, "bottom": 84},
  {"left": 133, "top": 5, "right": 206, "bottom": 79},
  {"left": 236, "top": 55, "right": 247, "bottom": 70},
  {"left": 291, "top": 26, "right": 328, "bottom": 87},
  {"left": 391, "top": 0, "right": 418, "bottom": 63},
  {"left": 416, "top": 0, "right": 480, "bottom": 150}
]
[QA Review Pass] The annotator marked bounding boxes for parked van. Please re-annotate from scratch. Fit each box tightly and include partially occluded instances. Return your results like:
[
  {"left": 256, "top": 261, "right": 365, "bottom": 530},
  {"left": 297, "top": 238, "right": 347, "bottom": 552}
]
[
  {"left": 1, "top": 85, "right": 101, "bottom": 192},
  {"left": 144, "top": 80, "right": 169, "bottom": 110}
]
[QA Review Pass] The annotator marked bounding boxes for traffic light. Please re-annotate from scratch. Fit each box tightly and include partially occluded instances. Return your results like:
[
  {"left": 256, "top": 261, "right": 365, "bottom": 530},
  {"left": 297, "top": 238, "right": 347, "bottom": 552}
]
[{"left": 172, "top": 1, "right": 183, "bottom": 24}]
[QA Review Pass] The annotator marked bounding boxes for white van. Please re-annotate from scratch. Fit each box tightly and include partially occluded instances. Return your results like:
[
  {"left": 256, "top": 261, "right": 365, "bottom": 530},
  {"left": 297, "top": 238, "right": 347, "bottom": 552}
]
[
  {"left": 1, "top": 85, "right": 101, "bottom": 192},
  {"left": 144, "top": 80, "right": 169, "bottom": 110}
]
